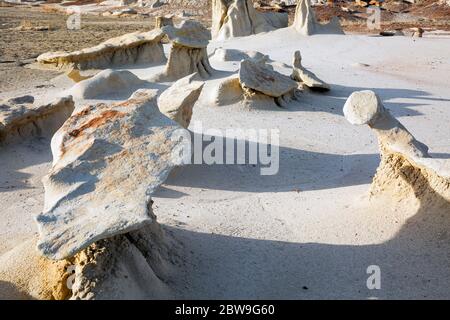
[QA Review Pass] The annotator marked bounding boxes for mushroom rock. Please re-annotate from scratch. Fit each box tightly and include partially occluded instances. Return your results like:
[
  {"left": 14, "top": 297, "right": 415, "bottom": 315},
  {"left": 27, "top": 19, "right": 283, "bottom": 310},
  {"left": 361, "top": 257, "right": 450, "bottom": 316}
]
[
  {"left": 36, "top": 89, "right": 190, "bottom": 260},
  {"left": 239, "top": 59, "right": 298, "bottom": 107},
  {"left": 291, "top": 50, "right": 330, "bottom": 91},
  {"left": 292, "top": 0, "right": 344, "bottom": 36},
  {"left": 67, "top": 69, "right": 147, "bottom": 100},
  {"left": 0, "top": 95, "right": 74, "bottom": 143},
  {"left": 37, "top": 29, "right": 166, "bottom": 71},
  {"left": 152, "top": 20, "right": 215, "bottom": 82},
  {"left": 211, "top": 0, "right": 288, "bottom": 40},
  {"left": 158, "top": 73, "right": 204, "bottom": 128},
  {"left": 343, "top": 90, "right": 450, "bottom": 205}
]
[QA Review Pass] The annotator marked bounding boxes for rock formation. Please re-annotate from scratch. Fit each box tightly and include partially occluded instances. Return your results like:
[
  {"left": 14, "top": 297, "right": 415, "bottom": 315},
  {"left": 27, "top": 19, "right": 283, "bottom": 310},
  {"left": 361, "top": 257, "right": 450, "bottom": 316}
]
[
  {"left": 36, "top": 89, "right": 190, "bottom": 260},
  {"left": 152, "top": 20, "right": 215, "bottom": 82},
  {"left": 291, "top": 50, "right": 330, "bottom": 91},
  {"left": 0, "top": 95, "right": 74, "bottom": 143},
  {"left": 155, "top": 15, "right": 174, "bottom": 28},
  {"left": 0, "top": 212, "right": 181, "bottom": 299},
  {"left": 211, "top": 0, "right": 288, "bottom": 40},
  {"left": 67, "top": 69, "right": 147, "bottom": 100},
  {"left": 292, "top": 0, "right": 344, "bottom": 36},
  {"left": 158, "top": 73, "right": 204, "bottom": 128},
  {"left": 207, "top": 58, "right": 298, "bottom": 108},
  {"left": 37, "top": 29, "right": 166, "bottom": 71},
  {"left": 239, "top": 59, "right": 298, "bottom": 107},
  {"left": 344, "top": 90, "right": 449, "bottom": 204}
]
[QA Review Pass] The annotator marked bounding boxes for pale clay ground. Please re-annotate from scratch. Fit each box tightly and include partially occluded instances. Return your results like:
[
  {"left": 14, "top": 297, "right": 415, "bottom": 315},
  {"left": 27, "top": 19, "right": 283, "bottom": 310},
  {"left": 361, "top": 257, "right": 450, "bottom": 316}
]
[{"left": 1, "top": 27, "right": 450, "bottom": 299}]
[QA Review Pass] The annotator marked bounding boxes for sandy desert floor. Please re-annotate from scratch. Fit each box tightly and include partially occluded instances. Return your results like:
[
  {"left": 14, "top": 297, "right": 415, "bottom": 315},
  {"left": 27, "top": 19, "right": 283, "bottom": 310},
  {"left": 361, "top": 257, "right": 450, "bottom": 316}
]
[{"left": 0, "top": 5, "right": 449, "bottom": 299}]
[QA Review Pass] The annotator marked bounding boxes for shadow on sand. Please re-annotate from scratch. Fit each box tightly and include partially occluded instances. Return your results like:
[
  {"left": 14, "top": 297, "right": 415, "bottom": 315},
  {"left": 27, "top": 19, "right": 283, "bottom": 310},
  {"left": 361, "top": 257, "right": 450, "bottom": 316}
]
[{"left": 163, "top": 166, "right": 450, "bottom": 299}]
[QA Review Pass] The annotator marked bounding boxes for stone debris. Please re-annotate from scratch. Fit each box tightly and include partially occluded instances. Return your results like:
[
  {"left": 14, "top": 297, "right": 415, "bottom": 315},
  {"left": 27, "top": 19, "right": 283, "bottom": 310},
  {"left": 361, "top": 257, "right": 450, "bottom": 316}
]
[
  {"left": 211, "top": 0, "right": 288, "bottom": 40},
  {"left": 37, "top": 29, "right": 166, "bottom": 71},
  {"left": 0, "top": 95, "right": 74, "bottom": 143},
  {"left": 36, "top": 89, "right": 190, "bottom": 260},
  {"left": 292, "top": 0, "right": 344, "bottom": 36},
  {"left": 158, "top": 73, "right": 204, "bottom": 128},
  {"left": 291, "top": 50, "right": 330, "bottom": 91}
]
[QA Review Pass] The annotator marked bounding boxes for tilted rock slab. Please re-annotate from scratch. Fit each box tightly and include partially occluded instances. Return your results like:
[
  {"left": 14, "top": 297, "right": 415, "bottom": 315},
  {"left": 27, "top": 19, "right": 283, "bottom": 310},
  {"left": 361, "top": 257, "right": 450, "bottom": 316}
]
[
  {"left": 291, "top": 50, "right": 330, "bottom": 91},
  {"left": 239, "top": 59, "right": 298, "bottom": 107},
  {"left": 37, "top": 29, "right": 166, "bottom": 71},
  {"left": 152, "top": 20, "right": 215, "bottom": 81},
  {"left": 293, "top": 0, "right": 344, "bottom": 36},
  {"left": 0, "top": 95, "right": 74, "bottom": 143},
  {"left": 37, "top": 89, "right": 190, "bottom": 260},
  {"left": 211, "top": 0, "right": 288, "bottom": 40},
  {"left": 344, "top": 90, "right": 449, "bottom": 204},
  {"left": 158, "top": 73, "right": 204, "bottom": 128}
]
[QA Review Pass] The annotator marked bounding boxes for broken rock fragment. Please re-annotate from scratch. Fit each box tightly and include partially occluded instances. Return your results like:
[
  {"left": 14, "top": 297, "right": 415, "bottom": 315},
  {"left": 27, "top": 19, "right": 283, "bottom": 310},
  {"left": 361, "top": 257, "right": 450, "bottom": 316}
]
[
  {"left": 239, "top": 59, "right": 298, "bottom": 107},
  {"left": 37, "top": 89, "right": 190, "bottom": 260},
  {"left": 291, "top": 50, "right": 330, "bottom": 91}
]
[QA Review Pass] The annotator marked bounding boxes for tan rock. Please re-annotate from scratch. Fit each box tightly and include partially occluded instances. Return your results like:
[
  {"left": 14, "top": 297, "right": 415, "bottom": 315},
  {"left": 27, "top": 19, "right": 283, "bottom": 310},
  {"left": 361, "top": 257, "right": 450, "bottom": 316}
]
[
  {"left": 37, "top": 29, "right": 166, "bottom": 71},
  {"left": 291, "top": 50, "right": 330, "bottom": 91}
]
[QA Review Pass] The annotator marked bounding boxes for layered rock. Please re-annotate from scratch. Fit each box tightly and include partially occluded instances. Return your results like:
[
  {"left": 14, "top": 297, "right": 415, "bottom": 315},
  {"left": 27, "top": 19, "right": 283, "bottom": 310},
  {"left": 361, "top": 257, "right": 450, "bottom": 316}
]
[
  {"left": 292, "top": 0, "right": 344, "bottom": 35},
  {"left": 158, "top": 73, "right": 204, "bottom": 128},
  {"left": 37, "top": 29, "right": 166, "bottom": 71},
  {"left": 0, "top": 213, "right": 181, "bottom": 299},
  {"left": 67, "top": 69, "right": 147, "bottom": 100},
  {"left": 0, "top": 95, "right": 74, "bottom": 143},
  {"left": 291, "top": 50, "right": 330, "bottom": 91},
  {"left": 239, "top": 59, "right": 298, "bottom": 107},
  {"left": 152, "top": 20, "right": 215, "bottom": 81},
  {"left": 36, "top": 89, "right": 190, "bottom": 260},
  {"left": 211, "top": 0, "right": 288, "bottom": 40},
  {"left": 344, "top": 90, "right": 450, "bottom": 204},
  {"left": 207, "top": 58, "right": 298, "bottom": 108}
]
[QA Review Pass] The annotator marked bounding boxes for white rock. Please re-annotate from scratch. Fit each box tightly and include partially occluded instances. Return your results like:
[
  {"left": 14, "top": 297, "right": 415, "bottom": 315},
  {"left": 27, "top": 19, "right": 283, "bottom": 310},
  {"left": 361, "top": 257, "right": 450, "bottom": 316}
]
[
  {"left": 67, "top": 69, "right": 147, "bottom": 99},
  {"left": 158, "top": 73, "right": 204, "bottom": 128},
  {"left": 36, "top": 90, "right": 190, "bottom": 260}
]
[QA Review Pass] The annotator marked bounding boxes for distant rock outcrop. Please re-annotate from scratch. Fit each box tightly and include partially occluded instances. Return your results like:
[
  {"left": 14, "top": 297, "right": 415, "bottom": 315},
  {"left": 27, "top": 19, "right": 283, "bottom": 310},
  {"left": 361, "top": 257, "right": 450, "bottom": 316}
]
[
  {"left": 212, "top": 0, "right": 288, "bottom": 40},
  {"left": 37, "top": 29, "right": 166, "bottom": 70},
  {"left": 292, "top": 0, "right": 343, "bottom": 35},
  {"left": 37, "top": 89, "right": 190, "bottom": 260}
]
